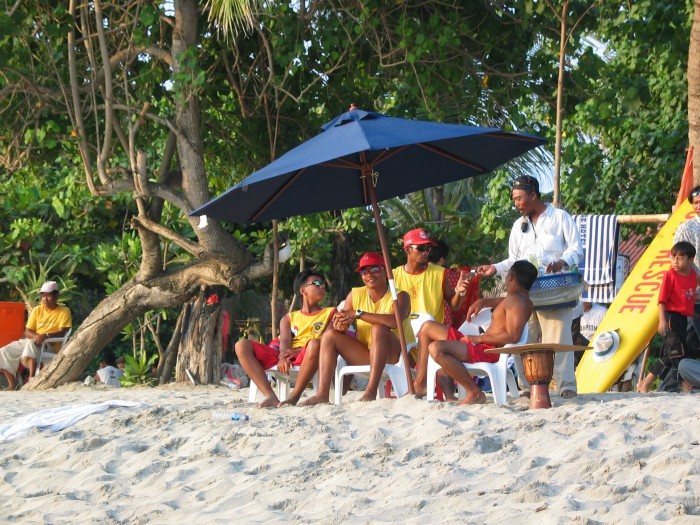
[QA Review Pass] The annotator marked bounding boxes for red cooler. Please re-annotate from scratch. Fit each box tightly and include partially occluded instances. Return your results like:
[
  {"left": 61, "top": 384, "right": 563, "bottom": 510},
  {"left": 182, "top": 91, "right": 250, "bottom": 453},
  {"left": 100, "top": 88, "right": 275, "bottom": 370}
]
[{"left": 0, "top": 302, "right": 25, "bottom": 347}]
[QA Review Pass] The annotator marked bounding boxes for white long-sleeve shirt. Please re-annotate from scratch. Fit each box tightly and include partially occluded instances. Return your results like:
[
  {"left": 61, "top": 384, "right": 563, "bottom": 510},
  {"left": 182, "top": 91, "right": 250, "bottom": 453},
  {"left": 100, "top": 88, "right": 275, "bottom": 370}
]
[{"left": 494, "top": 203, "right": 582, "bottom": 275}]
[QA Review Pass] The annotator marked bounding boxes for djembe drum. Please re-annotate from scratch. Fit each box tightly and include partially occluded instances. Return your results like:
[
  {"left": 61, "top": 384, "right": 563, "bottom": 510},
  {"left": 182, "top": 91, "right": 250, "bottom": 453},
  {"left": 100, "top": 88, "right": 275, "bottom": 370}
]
[{"left": 521, "top": 349, "right": 555, "bottom": 409}]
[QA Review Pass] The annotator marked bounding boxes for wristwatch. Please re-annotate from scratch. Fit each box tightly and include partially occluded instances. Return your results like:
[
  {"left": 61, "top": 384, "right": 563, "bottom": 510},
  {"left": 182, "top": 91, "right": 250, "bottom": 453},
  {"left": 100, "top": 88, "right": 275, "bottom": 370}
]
[{"left": 355, "top": 309, "right": 364, "bottom": 319}]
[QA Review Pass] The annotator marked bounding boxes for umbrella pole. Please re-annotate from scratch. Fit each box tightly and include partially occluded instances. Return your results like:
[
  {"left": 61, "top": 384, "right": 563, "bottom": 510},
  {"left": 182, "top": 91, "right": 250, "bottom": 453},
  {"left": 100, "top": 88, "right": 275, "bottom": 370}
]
[{"left": 365, "top": 174, "right": 415, "bottom": 396}]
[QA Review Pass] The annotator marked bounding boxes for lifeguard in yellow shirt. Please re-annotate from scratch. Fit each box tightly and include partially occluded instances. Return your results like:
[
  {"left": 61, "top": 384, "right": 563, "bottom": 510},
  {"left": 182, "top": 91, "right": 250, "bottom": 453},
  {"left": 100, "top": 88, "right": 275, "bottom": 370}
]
[{"left": 392, "top": 228, "right": 472, "bottom": 397}]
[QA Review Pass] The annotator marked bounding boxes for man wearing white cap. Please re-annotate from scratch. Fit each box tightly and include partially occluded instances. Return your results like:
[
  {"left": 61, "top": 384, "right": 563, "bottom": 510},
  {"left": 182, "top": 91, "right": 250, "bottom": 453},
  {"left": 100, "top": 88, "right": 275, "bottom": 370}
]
[
  {"left": 392, "top": 228, "right": 472, "bottom": 397},
  {"left": 0, "top": 281, "right": 72, "bottom": 389}
]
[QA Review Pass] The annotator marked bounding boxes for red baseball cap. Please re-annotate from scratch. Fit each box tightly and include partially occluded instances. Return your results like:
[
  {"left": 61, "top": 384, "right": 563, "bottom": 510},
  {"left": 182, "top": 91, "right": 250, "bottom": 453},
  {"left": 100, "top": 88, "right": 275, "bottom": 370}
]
[
  {"left": 355, "top": 252, "right": 385, "bottom": 272},
  {"left": 403, "top": 228, "right": 436, "bottom": 249}
]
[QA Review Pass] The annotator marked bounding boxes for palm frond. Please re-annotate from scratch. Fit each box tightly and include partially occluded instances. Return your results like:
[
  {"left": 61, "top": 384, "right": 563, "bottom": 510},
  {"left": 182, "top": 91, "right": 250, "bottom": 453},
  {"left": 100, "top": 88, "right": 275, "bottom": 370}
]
[{"left": 205, "top": 0, "right": 257, "bottom": 39}]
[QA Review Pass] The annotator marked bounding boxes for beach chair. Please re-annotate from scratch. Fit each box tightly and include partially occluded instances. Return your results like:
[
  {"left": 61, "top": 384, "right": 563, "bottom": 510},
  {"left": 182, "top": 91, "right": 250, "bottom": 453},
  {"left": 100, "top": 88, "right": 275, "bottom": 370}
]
[
  {"left": 247, "top": 366, "right": 318, "bottom": 403},
  {"left": 425, "top": 310, "right": 523, "bottom": 405},
  {"left": 35, "top": 328, "right": 72, "bottom": 377},
  {"left": 381, "top": 312, "right": 433, "bottom": 398},
  {"left": 334, "top": 312, "right": 434, "bottom": 404},
  {"left": 334, "top": 351, "right": 410, "bottom": 405}
]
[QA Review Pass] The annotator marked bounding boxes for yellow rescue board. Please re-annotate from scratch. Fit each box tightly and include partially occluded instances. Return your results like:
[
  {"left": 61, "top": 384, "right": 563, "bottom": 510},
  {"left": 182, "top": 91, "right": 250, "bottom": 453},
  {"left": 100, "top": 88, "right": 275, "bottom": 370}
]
[{"left": 576, "top": 200, "right": 695, "bottom": 393}]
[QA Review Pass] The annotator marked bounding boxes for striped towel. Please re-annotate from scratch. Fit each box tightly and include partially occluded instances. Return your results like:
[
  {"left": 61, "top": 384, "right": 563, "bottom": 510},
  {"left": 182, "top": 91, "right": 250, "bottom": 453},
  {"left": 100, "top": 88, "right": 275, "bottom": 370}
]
[{"left": 574, "top": 215, "right": 619, "bottom": 303}]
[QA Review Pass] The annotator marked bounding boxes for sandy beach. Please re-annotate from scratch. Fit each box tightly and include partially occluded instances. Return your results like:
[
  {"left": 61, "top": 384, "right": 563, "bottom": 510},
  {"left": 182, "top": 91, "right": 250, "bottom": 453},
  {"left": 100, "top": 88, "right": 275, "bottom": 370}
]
[{"left": 1, "top": 384, "right": 698, "bottom": 524}]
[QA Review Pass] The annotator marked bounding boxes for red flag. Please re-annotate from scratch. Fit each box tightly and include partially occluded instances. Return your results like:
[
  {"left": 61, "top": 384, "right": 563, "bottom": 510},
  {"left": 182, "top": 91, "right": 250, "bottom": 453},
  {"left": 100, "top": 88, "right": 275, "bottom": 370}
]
[{"left": 674, "top": 147, "right": 694, "bottom": 209}]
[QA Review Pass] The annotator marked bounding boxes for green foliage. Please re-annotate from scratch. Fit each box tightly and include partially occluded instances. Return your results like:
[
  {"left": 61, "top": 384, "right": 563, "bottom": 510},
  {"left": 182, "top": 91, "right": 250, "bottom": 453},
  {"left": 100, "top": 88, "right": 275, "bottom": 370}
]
[
  {"left": 1, "top": 247, "right": 81, "bottom": 308},
  {"left": 120, "top": 353, "right": 158, "bottom": 387},
  {"left": 0, "top": 0, "right": 695, "bottom": 363}
]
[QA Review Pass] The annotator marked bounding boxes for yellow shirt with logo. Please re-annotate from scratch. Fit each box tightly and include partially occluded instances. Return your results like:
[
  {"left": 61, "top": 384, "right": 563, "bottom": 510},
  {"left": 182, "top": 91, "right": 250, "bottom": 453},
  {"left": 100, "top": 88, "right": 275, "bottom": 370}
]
[
  {"left": 27, "top": 304, "right": 72, "bottom": 334},
  {"left": 288, "top": 307, "right": 335, "bottom": 349},
  {"left": 392, "top": 263, "right": 447, "bottom": 323},
  {"left": 352, "top": 287, "right": 415, "bottom": 349}
]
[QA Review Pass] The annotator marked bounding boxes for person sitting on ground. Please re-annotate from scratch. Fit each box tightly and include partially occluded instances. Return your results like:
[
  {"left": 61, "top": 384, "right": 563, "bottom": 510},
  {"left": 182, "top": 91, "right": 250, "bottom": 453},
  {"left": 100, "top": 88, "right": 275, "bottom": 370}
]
[
  {"left": 678, "top": 358, "right": 700, "bottom": 391},
  {"left": 638, "top": 241, "right": 698, "bottom": 393},
  {"left": 0, "top": 281, "right": 72, "bottom": 390},
  {"left": 428, "top": 260, "right": 537, "bottom": 404},
  {"left": 578, "top": 301, "right": 608, "bottom": 346},
  {"left": 95, "top": 355, "right": 125, "bottom": 387},
  {"left": 235, "top": 269, "right": 335, "bottom": 408},
  {"left": 392, "top": 228, "right": 473, "bottom": 396},
  {"left": 300, "top": 252, "right": 415, "bottom": 405}
]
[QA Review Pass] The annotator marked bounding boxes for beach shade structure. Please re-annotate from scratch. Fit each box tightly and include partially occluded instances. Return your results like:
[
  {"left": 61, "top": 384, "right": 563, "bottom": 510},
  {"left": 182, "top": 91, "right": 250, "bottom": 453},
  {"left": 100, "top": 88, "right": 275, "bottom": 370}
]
[{"left": 191, "top": 106, "right": 546, "bottom": 395}]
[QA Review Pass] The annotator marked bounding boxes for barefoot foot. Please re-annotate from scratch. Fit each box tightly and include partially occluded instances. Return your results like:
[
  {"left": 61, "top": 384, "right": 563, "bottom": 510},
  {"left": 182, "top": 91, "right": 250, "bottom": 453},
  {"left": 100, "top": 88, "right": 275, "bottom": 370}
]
[
  {"left": 359, "top": 391, "right": 377, "bottom": 402},
  {"left": 258, "top": 395, "right": 280, "bottom": 408},
  {"left": 298, "top": 395, "right": 329, "bottom": 406},
  {"left": 412, "top": 380, "right": 427, "bottom": 399},
  {"left": 277, "top": 395, "right": 301, "bottom": 408},
  {"left": 458, "top": 390, "right": 486, "bottom": 405}
]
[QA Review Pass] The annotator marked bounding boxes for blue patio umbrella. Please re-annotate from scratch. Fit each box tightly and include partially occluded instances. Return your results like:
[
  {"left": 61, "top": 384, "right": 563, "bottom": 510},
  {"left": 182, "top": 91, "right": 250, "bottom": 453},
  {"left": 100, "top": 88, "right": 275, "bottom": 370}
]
[{"left": 192, "top": 106, "right": 546, "bottom": 395}]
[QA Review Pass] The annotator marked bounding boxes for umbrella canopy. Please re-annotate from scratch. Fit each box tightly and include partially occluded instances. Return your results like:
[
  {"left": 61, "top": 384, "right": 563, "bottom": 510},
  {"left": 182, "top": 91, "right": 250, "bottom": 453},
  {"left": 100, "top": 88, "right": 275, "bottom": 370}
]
[
  {"left": 193, "top": 107, "right": 546, "bottom": 397},
  {"left": 191, "top": 107, "right": 546, "bottom": 222}
]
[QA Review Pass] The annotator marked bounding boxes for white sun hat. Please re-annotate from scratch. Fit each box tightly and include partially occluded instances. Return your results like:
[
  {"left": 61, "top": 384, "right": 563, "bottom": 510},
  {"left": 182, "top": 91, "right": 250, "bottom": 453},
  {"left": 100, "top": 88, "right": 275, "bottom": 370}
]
[{"left": 592, "top": 330, "right": 621, "bottom": 363}]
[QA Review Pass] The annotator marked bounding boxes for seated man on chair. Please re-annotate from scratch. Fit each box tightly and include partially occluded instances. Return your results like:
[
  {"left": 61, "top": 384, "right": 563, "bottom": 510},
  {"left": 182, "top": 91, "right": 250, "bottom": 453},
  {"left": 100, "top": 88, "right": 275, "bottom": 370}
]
[
  {"left": 0, "top": 281, "right": 72, "bottom": 390},
  {"left": 392, "top": 229, "right": 474, "bottom": 396},
  {"left": 235, "top": 269, "right": 335, "bottom": 408},
  {"left": 300, "top": 252, "right": 415, "bottom": 405},
  {"left": 428, "top": 260, "right": 537, "bottom": 404}
]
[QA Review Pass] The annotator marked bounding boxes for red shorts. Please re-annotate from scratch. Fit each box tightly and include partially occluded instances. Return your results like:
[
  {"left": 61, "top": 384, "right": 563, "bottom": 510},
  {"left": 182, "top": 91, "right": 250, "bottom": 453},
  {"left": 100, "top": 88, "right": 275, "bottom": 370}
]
[
  {"left": 251, "top": 341, "right": 308, "bottom": 370},
  {"left": 459, "top": 339, "right": 497, "bottom": 364},
  {"left": 446, "top": 326, "right": 464, "bottom": 341}
]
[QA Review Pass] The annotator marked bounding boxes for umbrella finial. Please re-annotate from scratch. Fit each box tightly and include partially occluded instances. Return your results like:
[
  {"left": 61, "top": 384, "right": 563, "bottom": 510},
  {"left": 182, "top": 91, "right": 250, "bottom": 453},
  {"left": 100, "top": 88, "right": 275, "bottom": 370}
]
[{"left": 349, "top": 103, "right": 357, "bottom": 111}]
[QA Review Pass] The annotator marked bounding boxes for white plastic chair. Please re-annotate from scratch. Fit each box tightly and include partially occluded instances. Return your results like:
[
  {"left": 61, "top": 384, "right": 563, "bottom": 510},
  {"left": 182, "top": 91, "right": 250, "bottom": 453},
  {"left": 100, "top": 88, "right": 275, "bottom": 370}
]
[
  {"left": 247, "top": 366, "right": 318, "bottom": 403},
  {"left": 35, "top": 328, "right": 72, "bottom": 376},
  {"left": 334, "top": 312, "right": 433, "bottom": 404},
  {"left": 334, "top": 350, "right": 410, "bottom": 405},
  {"left": 405, "top": 312, "right": 434, "bottom": 357},
  {"left": 426, "top": 310, "right": 524, "bottom": 405}
]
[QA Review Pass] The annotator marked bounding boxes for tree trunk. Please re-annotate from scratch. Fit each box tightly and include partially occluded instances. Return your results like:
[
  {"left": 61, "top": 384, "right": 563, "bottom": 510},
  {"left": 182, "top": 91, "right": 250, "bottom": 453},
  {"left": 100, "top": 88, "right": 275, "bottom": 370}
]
[
  {"left": 176, "top": 289, "right": 224, "bottom": 384},
  {"left": 689, "top": 0, "right": 700, "bottom": 184},
  {"left": 24, "top": 254, "right": 271, "bottom": 390}
]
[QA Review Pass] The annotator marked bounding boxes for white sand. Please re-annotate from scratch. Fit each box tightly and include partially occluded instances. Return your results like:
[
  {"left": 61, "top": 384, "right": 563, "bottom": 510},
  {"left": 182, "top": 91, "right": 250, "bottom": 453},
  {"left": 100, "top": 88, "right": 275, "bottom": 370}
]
[{"left": 1, "top": 384, "right": 699, "bottom": 524}]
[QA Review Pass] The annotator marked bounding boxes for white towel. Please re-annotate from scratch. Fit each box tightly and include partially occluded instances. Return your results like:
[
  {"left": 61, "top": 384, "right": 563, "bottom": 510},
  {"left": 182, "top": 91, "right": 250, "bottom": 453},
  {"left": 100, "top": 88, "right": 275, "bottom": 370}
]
[{"left": 0, "top": 400, "right": 146, "bottom": 442}]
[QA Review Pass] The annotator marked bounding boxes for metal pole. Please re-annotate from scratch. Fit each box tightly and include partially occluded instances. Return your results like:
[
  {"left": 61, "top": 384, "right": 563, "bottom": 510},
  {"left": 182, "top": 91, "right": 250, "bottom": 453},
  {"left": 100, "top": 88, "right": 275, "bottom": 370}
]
[{"left": 364, "top": 168, "right": 415, "bottom": 395}]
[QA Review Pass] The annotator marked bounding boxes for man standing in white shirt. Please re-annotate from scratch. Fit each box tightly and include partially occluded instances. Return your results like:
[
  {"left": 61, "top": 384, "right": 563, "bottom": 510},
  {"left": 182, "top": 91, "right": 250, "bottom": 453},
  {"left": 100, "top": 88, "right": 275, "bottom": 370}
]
[{"left": 477, "top": 175, "right": 583, "bottom": 398}]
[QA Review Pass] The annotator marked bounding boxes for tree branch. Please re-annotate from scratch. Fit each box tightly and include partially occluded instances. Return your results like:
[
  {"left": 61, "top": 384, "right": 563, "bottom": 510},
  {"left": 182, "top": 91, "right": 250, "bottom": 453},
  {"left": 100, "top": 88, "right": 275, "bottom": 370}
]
[{"left": 131, "top": 215, "right": 205, "bottom": 257}]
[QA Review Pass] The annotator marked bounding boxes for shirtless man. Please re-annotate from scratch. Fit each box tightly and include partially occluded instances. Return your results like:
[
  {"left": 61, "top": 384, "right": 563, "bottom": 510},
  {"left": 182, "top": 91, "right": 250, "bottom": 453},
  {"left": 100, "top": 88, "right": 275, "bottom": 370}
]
[{"left": 428, "top": 260, "right": 537, "bottom": 404}]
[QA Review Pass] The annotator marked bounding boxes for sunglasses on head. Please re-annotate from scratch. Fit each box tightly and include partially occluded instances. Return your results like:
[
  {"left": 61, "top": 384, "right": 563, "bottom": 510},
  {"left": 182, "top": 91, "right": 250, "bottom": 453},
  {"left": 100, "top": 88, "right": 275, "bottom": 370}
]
[
  {"left": 410, "top": 245, "right": 431, "bottom": 253},
  {"left": 360, "top": 266, "right": 384, "bottom": 275},
  {"left": 691, "top": 189, "right": 700, "bottom": 198},
  {"left": 303, "top": 279, "right": 325, "bottom": 288}
]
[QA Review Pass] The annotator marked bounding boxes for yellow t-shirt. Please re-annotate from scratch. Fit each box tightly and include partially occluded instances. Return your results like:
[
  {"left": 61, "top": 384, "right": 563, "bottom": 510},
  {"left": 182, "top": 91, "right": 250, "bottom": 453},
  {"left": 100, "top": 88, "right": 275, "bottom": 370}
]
[
  {"left": 288, "top": 307, "right": 335, "bottom": 349},
  {"left": 26, "top": 304, "right": 72, "bottom": 334},
  {"left": 392, "top": 263, "right": 447, "bottom": 323},
  {"left": 352, "top": 287, "right": 415, "bottom": 349}
]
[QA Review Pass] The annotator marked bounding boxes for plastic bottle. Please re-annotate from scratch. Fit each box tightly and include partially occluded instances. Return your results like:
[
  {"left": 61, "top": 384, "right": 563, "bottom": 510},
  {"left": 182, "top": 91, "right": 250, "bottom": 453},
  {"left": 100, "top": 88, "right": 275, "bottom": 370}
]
[
  {"left": 212, "top": 411, "right": 249, "bottom": 421},
  {"left": 220, "top": 379, "right": 241, "bottom": 390}
]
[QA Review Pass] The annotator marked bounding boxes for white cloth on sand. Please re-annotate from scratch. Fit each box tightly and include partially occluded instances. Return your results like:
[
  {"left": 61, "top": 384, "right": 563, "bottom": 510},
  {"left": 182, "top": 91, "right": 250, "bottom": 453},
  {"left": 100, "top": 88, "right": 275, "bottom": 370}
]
[{"left": 0, "top": 400, "right": 145, "bottom": 442}]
